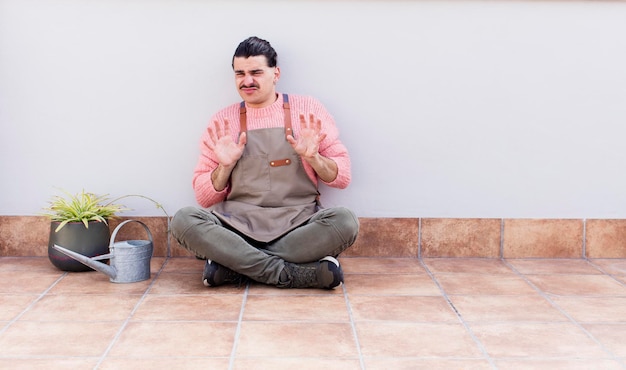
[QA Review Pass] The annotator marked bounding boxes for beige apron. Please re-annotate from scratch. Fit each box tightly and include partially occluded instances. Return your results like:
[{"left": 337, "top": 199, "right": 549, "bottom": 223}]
[{"left": 210, "top": 94, "right": 321, "bottom": 242}]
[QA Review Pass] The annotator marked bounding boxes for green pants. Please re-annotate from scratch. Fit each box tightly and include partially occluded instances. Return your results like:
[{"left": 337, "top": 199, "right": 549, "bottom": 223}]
[{"left": 171, "top": 206, "right": 359, "bottom": 285}]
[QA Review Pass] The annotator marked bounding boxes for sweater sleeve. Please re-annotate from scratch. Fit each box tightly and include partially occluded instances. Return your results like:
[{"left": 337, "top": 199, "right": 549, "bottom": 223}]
[
  {"left": 191, "top": 128, "right": 229, "bottom": 208},
  {"left": 191, "top": 107, "right": 240, "bottom": 208}
]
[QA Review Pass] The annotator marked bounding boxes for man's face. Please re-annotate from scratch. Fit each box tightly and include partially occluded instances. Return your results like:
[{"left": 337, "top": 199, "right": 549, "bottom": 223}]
[{"left": 233, "top": 55, "right": 280, "bottom": 108}]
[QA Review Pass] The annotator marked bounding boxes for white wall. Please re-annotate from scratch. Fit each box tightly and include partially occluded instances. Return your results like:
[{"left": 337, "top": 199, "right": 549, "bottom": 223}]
[{"left": 1, "top": 0, "right": 625, "bottom": 219}]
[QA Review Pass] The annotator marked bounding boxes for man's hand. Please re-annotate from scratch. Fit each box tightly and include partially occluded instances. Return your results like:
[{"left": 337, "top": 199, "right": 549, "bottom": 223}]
[
  {"left": 287, "top": 113, "right": 338, "bottom": 183},
  {"left": 287, "top": 113, "right": 327, "bottom": 159},
  {"left": 207, "top": 118, "right": 246, "bottom": 191},
  {"left": 207, "top": 118, "right": 247, "bottom": 167}
]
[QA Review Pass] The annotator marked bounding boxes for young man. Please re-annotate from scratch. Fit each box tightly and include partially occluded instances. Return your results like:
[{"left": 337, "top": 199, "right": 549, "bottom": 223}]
[{"left": 171, "top": 36, "right": 359, "bottom": 289}]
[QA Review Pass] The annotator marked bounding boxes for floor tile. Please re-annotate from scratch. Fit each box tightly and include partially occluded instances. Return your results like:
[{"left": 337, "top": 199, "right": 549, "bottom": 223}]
[
  {"left": 0, "top": 270, "right": 62, "bottom": 294},
  {"left": 349, "top": 295, "right": 458, "bottom": 322},
  {"left": 132, "top": 294, "right": 243, "bottom": 321},
  {"left": 551, "top": 296, "right": 626, "bottom": 323},
  {"left": 1, "top": 256, "right": 625, "bottom": 368},
  {"left": 364, "top": 358, "right": 492, "bottom": 370},
  {"left": 356, "top": 322, "right": 483, "bottom": 357},
  {"left": 0, "top": 321, "right": 121, "bottom": 356},
  {"left": 19, "top": 294, "right": 141, "bottom": 321},
  {"left": 243, "top": 295, "right": 349, "bottom": 322},
  {"left": 449, "top": 295, "right": 568, "bottom": 322},
  {"left": 590, "top": 259, "right": 626, "bottom": 276},
  {"left": 0, "top": 257, "right": 58, "bottom": 272},
  {"left": 160, "top": 256, "right": 204, "bottom": 274},
  {"left": 100, "top": 357, "right": 230, "bottom": 370},
  {"left": 48, "top": 271, "right": 152, "bottom": 295},
  {"left": 340, "top": 257, "right": 426, "bottom": 274},
  {"left": 526, "top": 274, "right": 626, "bottom": 296},
  {"left": 247, "top": 282, "right": 343, "bottom": 295},
  {"left": 108, "top": 321, "right": 236, "bottom": 357},
  {"left": 470, "top": 322, "right": 610, "bottom": 358},
  {"left": 345, "top": 274, "right": 441, "bottom": 295},
  {"left": 149, "top": 257, "right": 167, "bottom": 272},
  {"left": 495, "top": 359, "right": 624, "bottom": 370},
  {"left": 0, "top": 358, "right": 101, "bottom": 369},
  {"left": 583, "top": 323, "right": 626, "bottom": 357},
  {"left": 423, "top": 258, "right": 514, "bottom": 274},
  {"left": 148, "top": 272, "right": 243, "bottom": 294},
  {"left": 0, "top": 295, "right": 38, "bottom": 321},
  {"left": 233, "top": 357, "right": 362, "bottom": 370},
  {"left": 434, "top": 273, "right": 537, "bottom": 295},
  {"left": 507, "top": 258, "right": 603, "bottom": 274},
  {"left": 236, "top": 322, "right": 357, "bottom": 357}
]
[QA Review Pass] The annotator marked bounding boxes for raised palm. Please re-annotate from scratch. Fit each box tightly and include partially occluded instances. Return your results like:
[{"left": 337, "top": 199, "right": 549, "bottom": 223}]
[
  {"left": 206, "top": 118, "right": 247, "bottom": 167},
  {"left": 287, "top": 113, "right": 327, "bottom": 158}
]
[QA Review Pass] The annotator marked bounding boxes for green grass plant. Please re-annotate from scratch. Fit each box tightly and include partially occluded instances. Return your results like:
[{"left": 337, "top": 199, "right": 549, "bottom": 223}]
[{"left": 42, "top": 189, "right": 127, "bottom": 232}]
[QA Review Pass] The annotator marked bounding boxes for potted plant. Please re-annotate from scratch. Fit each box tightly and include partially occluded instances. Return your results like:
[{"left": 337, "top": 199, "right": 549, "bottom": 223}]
[
  {"left": 43, "top": 190, "right": 171, "bottom": 272},
  {"left": 42, "top": 190, "right": 127, "bottom": 271}
]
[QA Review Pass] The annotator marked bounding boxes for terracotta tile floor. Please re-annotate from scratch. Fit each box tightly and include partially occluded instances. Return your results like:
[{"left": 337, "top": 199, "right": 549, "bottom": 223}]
[{"left": 1, "top": 256, "right": 625, "bottom": 369}]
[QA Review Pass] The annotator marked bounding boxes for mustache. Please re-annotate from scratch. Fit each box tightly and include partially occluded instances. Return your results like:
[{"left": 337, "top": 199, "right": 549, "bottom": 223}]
[{"left": 239, "top": 84, "right": 259, "bottom": 89}]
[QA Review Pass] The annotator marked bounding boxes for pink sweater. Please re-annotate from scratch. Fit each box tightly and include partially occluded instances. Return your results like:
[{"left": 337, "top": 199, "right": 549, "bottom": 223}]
[{"left": 193, "top": 93, "right": 352, "bottom": 207}]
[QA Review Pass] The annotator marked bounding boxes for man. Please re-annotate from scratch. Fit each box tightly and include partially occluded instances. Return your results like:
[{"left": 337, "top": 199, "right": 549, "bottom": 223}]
[{"left": 171, "top": 36, "right": 359, "bottom": 289}]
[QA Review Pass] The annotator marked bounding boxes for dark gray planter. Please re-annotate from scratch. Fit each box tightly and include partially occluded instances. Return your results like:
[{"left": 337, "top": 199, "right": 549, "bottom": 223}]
[{"left": 48, "top": 221, "right": 110, "bottom": 272}]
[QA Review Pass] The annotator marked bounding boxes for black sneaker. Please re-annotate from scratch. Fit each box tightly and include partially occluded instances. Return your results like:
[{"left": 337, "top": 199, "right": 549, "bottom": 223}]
[
  {"left": 202, "top": 260, "right": 242, "bottom": 287},
  {"left": 278, "top": 256, "right": 343, "bottom": 289}
]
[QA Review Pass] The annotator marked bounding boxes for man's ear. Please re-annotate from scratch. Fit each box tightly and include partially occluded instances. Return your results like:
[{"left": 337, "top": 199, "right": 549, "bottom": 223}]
[{"left": 274, "top": 66, "right": 281, "bottom": 83}]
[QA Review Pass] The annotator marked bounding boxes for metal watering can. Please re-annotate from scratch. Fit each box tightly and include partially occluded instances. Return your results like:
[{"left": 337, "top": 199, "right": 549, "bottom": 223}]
[{"left": 53, "top": 220, "right": 153, "bottom": 283}]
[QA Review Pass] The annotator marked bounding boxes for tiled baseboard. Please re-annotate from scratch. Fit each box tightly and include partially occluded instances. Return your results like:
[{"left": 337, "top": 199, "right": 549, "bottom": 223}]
[{"left": 1, "top": 216, "right": 625, "bottom": 258}]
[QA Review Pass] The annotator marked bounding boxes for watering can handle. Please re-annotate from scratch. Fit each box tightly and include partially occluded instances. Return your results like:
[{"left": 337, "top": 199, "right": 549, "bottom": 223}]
[{"left": 110, "top": 220, "right": 154, "bottom": 248}]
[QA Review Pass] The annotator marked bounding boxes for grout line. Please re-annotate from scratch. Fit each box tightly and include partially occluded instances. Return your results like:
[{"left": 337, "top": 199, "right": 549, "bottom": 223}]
[
  {"left": 586, "top": 259, "right": 626, "bottom": 288},
  {"left": 417, "top": 218, "right": 422, "bottom": 259},
  {"left": 419, "top": 259, "right": 498, "bottom": 369},
  {"left": 93, "top": 257, "right": 171, "bottom": 369},
  {"left": 502, "top": 259, "right": 625, "bottom": 366},
  {"left": 228, "top": 282, "right": 249, "bottom": 370},
  {"left": 582, "top": 218, "right": 587, "bottom": 259},
  {"left": 500, "top": 218, "right": 505, "bottom": 258},
  {"left": 166, "top": 217, "right": 172, "bottom": 258},
  {"left": 341, "top": 282, "right": 365, "bottom": 370}
]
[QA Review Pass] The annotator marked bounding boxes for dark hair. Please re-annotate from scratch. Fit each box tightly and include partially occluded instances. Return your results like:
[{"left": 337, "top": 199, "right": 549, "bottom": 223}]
[{"left": 232, "top": 36, "right": 278, "bottom": 68}]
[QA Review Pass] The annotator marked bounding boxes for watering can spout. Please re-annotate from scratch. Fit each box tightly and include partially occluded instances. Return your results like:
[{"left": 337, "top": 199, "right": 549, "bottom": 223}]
[{"left": 52, "top": 244, "right": 117, "bottom": 279}]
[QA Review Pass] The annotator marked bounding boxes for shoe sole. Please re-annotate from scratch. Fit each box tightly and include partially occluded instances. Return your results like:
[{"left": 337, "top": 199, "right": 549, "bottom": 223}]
[{"left": 320, "top": 256, "right": 343, "bottom": 289}]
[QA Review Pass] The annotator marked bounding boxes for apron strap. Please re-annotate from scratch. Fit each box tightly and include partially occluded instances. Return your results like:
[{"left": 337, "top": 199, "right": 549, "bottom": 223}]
[
  {"left": 239, "top": 94, "right": 292, "bottom": 139},
  {"left": 239, "top": 102, "right": 247, "bottom": 135},
  {"left": 283, "top": 94, "right": 292, "bottom": 138}
]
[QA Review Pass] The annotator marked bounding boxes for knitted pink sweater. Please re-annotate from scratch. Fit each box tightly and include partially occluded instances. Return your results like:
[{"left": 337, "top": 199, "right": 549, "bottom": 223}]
[{"left": 192, "top": 93, "right": 352, "bottom": 208}]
